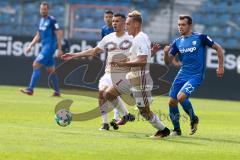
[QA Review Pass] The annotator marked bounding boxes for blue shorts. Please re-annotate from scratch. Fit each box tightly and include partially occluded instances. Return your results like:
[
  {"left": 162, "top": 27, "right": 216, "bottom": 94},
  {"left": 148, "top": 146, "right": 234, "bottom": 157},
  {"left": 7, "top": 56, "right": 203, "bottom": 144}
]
[
  {"left": 169, "top": 76, "right": 202, "bottom": 99},
  {"left": 35, "top": 44, "right": 56, "bottom": 67}
]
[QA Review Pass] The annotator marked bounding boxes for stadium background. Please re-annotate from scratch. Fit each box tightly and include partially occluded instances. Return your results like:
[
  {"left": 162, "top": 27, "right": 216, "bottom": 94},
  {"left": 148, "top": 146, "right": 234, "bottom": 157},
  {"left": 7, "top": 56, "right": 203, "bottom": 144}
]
[{"left": 0, "top": 0, "right": 239, "bottom": 100}]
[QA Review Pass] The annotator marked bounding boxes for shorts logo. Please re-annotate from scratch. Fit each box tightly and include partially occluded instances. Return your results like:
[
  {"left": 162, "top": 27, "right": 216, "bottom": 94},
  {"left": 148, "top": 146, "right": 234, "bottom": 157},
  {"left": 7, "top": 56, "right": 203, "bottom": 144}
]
[
  {"left": 185, "top": 84, "right": 195, "bottom": 94},
  {"left": 36, "top": 54, "right": 44, "bottom": 61}
]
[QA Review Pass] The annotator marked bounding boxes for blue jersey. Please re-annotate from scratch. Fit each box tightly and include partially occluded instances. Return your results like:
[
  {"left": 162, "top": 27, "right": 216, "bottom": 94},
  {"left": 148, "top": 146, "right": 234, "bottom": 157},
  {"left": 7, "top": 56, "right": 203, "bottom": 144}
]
[
  {"left": 35, "top": 16, "right": 59, "bottom": 67},
  {"left": 38, "top": 16, "right": 59, "bottom": 48},
  {"left": 170, "top": 32, "right": 214, "bottom": 79},
  {"left": 101, "top": 25, "right": 114, "bottom": 39}
]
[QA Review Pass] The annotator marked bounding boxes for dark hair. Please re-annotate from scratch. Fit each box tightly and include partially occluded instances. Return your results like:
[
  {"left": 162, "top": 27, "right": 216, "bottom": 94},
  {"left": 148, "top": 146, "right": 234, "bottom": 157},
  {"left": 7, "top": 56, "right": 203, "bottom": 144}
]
[
  {"left": 179, "top": 15, "right": 192, "bottom": 25},
  {"left": 113, "top": 13, "right": 126, "bottom": 20},
  {"left": 105, "top": 10, "right": 113, "bottom": 15},
  {"left": 128, "top": 10, "right": 142, "bottom": 24},
  {"left": 40, "top": 1, "right": 49, "bottom": 8}
]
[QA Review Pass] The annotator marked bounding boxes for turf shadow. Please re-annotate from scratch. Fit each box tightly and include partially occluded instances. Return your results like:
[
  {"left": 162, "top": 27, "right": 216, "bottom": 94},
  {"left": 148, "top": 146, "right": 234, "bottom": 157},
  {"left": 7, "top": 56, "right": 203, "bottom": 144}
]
[{"left": 180, "top": 136, "right": 240, "bottom": 145}]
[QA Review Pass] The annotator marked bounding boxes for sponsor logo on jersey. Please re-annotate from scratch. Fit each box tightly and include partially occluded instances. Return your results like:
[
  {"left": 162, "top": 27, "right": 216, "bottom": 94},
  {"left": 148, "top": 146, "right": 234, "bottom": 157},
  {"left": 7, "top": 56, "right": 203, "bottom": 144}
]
[
  {"left": 179, "top": 47, "right": 197, "bottom": 54},
  {"left": 104, "top": 40, "right": 132, "bottom": 51}
]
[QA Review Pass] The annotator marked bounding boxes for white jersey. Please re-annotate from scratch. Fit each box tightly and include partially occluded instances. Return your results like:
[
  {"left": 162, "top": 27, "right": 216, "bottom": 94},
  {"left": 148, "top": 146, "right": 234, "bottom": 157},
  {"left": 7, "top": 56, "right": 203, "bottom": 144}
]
[
  {"left": 97, "top": 32, "right": 133, "bottom": 73},
  {"left": 127, "top": 32, "right": 153, "bottom": 107},
  {"left": 127, "top": 31, "right": 151, "bottom": 79}
]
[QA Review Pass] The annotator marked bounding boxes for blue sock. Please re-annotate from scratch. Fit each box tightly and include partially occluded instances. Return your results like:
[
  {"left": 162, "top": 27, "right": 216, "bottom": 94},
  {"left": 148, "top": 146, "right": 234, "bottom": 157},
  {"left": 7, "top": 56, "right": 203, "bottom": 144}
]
[
  {"left": 28, "top": 68, "right": 41, "bottom": 91},
  {"left": 169, "top": 106, "right": 180, "bottom": 130},
  {"left": 49, "top": 73, "right": 60, "bottom": 93},
  {"left": 180, "top": 99, "right": 196, "bottom": 121}
]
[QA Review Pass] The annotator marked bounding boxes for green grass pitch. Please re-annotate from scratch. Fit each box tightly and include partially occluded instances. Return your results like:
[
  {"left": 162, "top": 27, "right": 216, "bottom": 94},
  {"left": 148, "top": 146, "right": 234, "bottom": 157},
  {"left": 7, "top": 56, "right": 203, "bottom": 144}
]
[{"left": 0, "top": 85, "right": 239, "bottom": 160}]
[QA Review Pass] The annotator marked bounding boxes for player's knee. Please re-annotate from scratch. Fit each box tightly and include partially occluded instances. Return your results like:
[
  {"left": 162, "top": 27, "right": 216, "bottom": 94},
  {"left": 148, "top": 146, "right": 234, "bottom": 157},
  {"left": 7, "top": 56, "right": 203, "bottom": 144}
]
[
  {"left": 177, "top": 93, "right": 186, "bottom": 103},
  {"left": 33, "top": 62, "right": 40, "bottom": 69},
  {"left": 47, "top": 68, "right": 55, "bottom": 74},
  {"left": 169, "top": 99, "right": 178, "bottom": 107},
  {"left": 104, "top": 91, "right": 117, "bottom": 101},
  {"left": 47, "top": 70, "right": 54, "bottom": 74},
  {"left": 99, "top": 91, "right": 104, "bottom": 100}
]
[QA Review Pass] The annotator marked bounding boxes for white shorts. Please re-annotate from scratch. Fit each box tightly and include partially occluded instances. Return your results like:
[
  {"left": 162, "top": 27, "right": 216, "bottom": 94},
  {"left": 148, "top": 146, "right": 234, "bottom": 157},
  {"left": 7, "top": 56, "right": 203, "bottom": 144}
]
[
  {"left": 98, "top": 72, "right": 131, "bottom": 94},
  {"left": 99, "top": 72, "right": 153, "bottom": 108},
  {"left": 127, "top": 72, "right": 153, "bottom": 108},
  {"left": 98, "top": 73, "right": 113, "bottom": 90}
]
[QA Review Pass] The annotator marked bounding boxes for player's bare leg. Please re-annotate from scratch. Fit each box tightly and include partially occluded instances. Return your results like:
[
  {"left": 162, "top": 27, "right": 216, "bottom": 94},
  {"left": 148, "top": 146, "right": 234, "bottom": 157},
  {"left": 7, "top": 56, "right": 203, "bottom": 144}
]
[
  {"left": 138, "top": 105, "right": 170, "bottom": 138},
  {"left": 99, "top": 88, "right": 110, "bottom": 130},
  {"left": 99, "top": 85, "right": 127, "bottom": 130},
  {"left": 104, "top": 86, "right": 135, "bottom": 126},
  {"left": 177, "top": 92, "right": 199, "bottom": 135},
  {"left": 20, "top": 61, "right": 42, "bottom": 95}
]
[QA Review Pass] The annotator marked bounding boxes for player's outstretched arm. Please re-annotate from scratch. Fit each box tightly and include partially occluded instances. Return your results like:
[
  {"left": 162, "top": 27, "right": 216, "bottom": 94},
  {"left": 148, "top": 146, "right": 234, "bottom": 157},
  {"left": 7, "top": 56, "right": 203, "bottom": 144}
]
[
  {"left": 111, "top": 55, "right": 147, "bottom": 67},
  {"left": 212, "top": 43, "right": 224, "bottom": 78},
  {"left": 61, "top": 47, "right": 103, "bottom": 61},
  {"left": 55, "top": 29, "right": 63, "bottom": 58},
  {"left": 163, "top": 45, "right": 174, "bottom": 65},
  {"left": 25, "top": 32, "right": 40, "bottom": 53}
]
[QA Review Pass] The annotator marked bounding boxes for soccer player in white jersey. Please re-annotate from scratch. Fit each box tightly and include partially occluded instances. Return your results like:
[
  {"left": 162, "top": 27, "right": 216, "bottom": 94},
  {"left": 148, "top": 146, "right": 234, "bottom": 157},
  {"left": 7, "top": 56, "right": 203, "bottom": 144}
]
[
  {"left": 99, "top": 10, "right": 134, "bottom": 130},
  {"left": 111, "top": 10, "right": 170, "bottom": 138},
  {"left": 62, "top": 13, "right": 135, "bottom": 130}
]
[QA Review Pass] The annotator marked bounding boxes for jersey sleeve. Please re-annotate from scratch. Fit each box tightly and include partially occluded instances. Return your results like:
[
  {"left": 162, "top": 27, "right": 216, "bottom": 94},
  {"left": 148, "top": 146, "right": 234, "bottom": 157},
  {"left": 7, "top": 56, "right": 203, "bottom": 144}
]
[
  {"left": 169, "top": 40, "right": 179, "bottom": 56},
  {"left": 101, "top": 28, "right": 104, "bottom": 39},
  {"left": 135, "top": 38, "right": 150, "bottom": 56},
  {"left": 200, "top": 34, "right": 214, "bottom": 47},
  {"left": 51, "top": 17, "right": 60, "bottom": 30},
  {"left": 97, "top": 36, "right": 107, "bottom": 50}
]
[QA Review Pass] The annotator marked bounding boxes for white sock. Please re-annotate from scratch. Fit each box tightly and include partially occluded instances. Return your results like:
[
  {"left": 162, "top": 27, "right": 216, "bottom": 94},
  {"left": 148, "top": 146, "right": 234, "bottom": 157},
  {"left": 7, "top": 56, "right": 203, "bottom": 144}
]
[
  {"left": 149, "top": 113, "right": 165, "bottom": 130},
  {"left": 113, "top": 108, "right": 120, "bottom": 120},
  {"left": 116, "top": 96, "right": 128, "bottom": 116},
  {"left": 100, "top": 101, "right": 111, "bottom": 124},
  {"left": 102, "top": 113, "right": 108, "bottom": 124}
]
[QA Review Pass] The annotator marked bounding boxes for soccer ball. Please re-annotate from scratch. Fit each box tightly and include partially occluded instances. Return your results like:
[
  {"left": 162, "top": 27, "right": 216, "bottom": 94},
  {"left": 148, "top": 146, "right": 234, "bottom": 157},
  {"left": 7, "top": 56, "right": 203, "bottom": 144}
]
[{"left": 55, "top": 109, "right": 72, "bottom": 127}]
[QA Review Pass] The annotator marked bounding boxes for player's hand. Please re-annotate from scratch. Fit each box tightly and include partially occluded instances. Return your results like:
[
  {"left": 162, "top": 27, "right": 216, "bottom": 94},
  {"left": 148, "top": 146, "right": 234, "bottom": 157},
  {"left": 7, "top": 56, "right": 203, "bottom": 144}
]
[
  {"left": 57, "top": 50, "right": 63, "bottom": 59},
  {"left": 216, "top": 66, "right": 224, "bottom": 78},
  {"left": 110, "top": 61, "right": 124, "bottom": 67},
  {"left": 151, "top": 43, "right": 161, "bottom": 55},
  {"left": 61, "top": 53, "right": 75, "bottom": 61},
  {"left": 163, "top": 45, "right": 171, "bottom": 54},
  {"left": 25, "top": 45, "right": 32, "bottom": 54}
]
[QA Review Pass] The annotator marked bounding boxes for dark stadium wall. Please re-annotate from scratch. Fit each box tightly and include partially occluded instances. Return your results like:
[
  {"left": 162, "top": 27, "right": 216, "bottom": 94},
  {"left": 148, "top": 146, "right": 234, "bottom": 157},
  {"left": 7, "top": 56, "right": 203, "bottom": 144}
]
[{"left": 0, "top": 35, "right": 240, "bottom": 100}]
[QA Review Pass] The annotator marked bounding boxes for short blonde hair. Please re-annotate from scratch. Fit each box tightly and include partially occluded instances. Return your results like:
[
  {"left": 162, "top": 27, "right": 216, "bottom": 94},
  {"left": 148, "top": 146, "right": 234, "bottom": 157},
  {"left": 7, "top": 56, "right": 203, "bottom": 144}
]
[{"left": 128, "top": 10, "right": 142, "bottom": 24}]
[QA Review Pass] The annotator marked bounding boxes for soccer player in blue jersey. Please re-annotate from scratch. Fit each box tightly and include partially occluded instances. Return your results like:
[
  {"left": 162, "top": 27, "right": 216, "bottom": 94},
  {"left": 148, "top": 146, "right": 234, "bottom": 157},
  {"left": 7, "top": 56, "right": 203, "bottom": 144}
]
[
  {"left": 101, "top": 10, "right": 114, "bottom": 39},
  {"left": 164, "top": 15, "right": 224, "bottom": 135},
  {"left": 20, "top": 2, "right": 63, "bottom": 96}
]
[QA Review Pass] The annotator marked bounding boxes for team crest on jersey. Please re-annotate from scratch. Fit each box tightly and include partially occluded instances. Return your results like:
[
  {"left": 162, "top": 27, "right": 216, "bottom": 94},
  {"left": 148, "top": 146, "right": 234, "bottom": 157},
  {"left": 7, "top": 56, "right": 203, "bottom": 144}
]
[
  {"left": 39, "top": 20, "right": 49, "bottom": 31},
  {"left": 192, "top": 41, "right": 197, "bottom": 46},
  {"left": 44, "top": 22, "right": 49, "bottom": 26}
]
